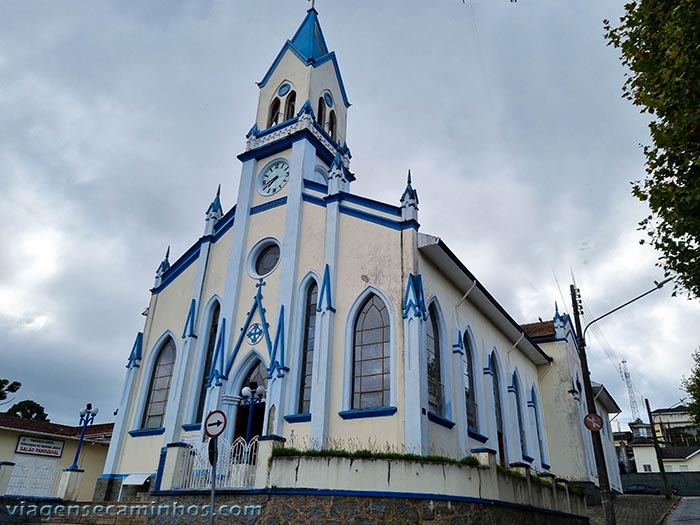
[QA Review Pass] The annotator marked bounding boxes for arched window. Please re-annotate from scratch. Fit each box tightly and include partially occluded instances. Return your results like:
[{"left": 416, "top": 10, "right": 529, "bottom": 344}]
[
  {"left": 328, "top": 110, "right": 336, "bottom": 139},
  {"left": 317, "top": 97, "right": 326, "bottom": 129},
  {"left": 284, "top": 91, "right": 296, "bottom": 121},
  {"left": 196, "top": 302, "right": 220, "bottom": 423},
  {"left": 352, "top": 294, "right": 390, "bottom": 409},
  {"left": 463, "top": 334, "right": 478, "bottom": 431},
  {"left": 426, "top": 305, "right": 443, "bottom": 415},
  {"left": 297, "top": 282, "right": 318, "bottom": 414},
  {"left": 268, "top": 97, "right": 281, "bottom": 128},
  {"left": 513, "top": 373, "right": 528, "bottom": 458},
  {"left": 531, "top": 387, "right": 546, "bottom": 464},
  {"left": 491, "top": 354, "right": 506, "bottom": 466},
  {"left": 142, "top": 338, "right": 176, "bottom": 429}
]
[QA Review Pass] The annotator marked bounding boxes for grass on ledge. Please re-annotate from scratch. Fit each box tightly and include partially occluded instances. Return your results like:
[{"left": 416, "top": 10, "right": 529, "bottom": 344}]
[{"left": 271, "top": 446, "right": 481, "bottom": 467}]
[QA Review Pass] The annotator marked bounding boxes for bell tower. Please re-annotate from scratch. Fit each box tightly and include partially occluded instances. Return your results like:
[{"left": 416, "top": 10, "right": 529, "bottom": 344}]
[{"left": 251, "top": 7, "right": 350, "bottom": 150}]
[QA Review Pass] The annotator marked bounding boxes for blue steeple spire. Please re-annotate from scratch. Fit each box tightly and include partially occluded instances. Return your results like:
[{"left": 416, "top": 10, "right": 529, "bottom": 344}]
[{"left": 290, "top": 7, "right": 329, "bottom": 64}]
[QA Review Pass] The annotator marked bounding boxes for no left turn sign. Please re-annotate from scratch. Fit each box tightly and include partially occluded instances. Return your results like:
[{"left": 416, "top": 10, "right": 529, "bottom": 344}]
[{"left": 204, "top": 409, "right": 227, "bottom": 438}]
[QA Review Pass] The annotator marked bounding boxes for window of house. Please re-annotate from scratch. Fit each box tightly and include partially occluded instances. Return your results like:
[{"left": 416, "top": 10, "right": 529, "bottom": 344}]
[
  {"left": 142, "top": 338, "right": 176, "bottom": 429},
  {"left": 328, "top": 110, "right": 336, "bottom": 140},
  {"left": 426, "top": 305, "right": 443, "bottom": 415},
  {"left": 463, "top": 335, "right": 478, "bottom": 431},
  {"left": 532, "top": 388, "right": 546, "bottom": 464},
  {"left": 680, "top": 465, "right": 689, "bottom": 472},
  {"left": 492, "top": 355, "right": 506, "bottom": 466},
  {"left": 284, "top": 91, "right": 296, "bottom": 121},
  {"left": 352, "top": 294, "right": 390, "bottom": 409},
  {"left": 268, "top": 97, "right": 281, "bottom": 128},
  {"left": 513, "top": 373, "right": 528, "bottom": 457},
  {"left": 297, "top": 282, "right": 318, "bottom": 414},
  {"left": 196, "top": 302, "right": 220, "bottom": 423},
  {"left": 643, "top": 464, "right": 652, "bottom": 472},
  {"left": 317, "top": 97, "right": 326, "bottom": 129}
]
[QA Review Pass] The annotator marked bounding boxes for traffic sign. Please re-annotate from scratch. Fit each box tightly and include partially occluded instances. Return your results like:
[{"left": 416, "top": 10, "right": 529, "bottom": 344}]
[
  {"left": 584, "top": 413, "right": 604, "bottom": 432},
  {"left": 204, "top": 409, "right": 227, "bottom": 438}
]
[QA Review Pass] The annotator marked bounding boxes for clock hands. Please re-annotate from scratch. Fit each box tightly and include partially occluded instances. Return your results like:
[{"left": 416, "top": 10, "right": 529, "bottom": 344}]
[{"left": 262, "top": 175, "right": 279, "bottom": 190}]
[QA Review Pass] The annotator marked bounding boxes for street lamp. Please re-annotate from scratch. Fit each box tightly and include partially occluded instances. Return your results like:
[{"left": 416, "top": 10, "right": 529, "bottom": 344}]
[
  {"left": 68, "top": 402, "right": 99, "bottom": 470},
  {"left": 241, "top": 383, "right": 265, "bottom": 442},
  {"left": 570, "top": 276, "right": 672, "bottom": 525}
]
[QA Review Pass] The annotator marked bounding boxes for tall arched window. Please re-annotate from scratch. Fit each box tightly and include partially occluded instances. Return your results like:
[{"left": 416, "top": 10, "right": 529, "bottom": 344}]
[
  {"left": 513, "top": 373, "right": 528, "bottom": 458},
  {"left": 491, "top": 354, "right": 506, "bottom": 466},
  {"left": 284, "top": 91, "right": 296, "bottom": 121},
  {"left": 426, "top": 305, "right": 443, "bottom": 415},
  {"left": 531, "top": 387, "right": 546, "bottom": 465},
  {"left": 328, "top": 110, "right": 336, "bottom": 139},
  {"left": 196, "top": 302, "right": 220, "bottom": 423},
  {"left": 268, "top": 97, "right": 281, "bottom": 128},
  {"left": 142, "top": 338, "right": 176, "bottom": 429},
  {"left": 463, "top": 334, "right": 478, "bottom": 431},
  {"left": 352, "top": 294, "right": 390, "bottom": 409},
  {"left": 297, "top": 282, "right": 318, "bottom": 414},
  {"left": 317, "top": 97, "right": 326, "bottom": 129}
]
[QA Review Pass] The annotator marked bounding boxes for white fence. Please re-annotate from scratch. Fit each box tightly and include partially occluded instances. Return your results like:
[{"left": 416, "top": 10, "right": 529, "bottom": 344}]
[{"left": 176, "top": 436, "right": 259, "bottom": 490}]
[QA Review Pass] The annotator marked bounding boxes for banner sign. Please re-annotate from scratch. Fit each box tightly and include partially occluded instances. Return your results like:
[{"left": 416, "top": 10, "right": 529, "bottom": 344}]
[{"left": 15, "top": 435, "right": 65, "bottom": 457}]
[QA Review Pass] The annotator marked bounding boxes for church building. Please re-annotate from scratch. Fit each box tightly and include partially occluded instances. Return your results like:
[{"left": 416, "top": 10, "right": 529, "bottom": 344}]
[{"left": 98, "top": 7, "right": 620, "bottom": 501}]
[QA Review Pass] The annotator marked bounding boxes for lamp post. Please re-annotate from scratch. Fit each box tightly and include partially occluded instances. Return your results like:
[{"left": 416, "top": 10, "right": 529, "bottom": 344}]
[
  {"left": 570, "top": 276, "right": 672, "bottom": 525},
  {"left": 68, "top": 403, "right": 99, "bottom": 470},
  {"left": 241, "top": 383, "right": 265, "bottom": 442}
]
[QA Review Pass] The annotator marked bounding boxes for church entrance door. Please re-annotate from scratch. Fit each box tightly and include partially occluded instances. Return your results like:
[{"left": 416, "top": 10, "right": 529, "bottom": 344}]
[{"left": 233, "top": 359, "right": 267, "bottom": 441}]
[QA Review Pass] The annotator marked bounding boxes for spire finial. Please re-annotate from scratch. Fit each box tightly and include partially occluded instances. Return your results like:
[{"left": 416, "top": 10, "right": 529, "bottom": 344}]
[
  {"left": 308, "top": 0, "right": 316, "bottom": 10},
  {"left": 407, "top": 169, "right": 412, "bottom": 185},
  {"left": 216, "top": 184, "right": 221, "bottom": 197},
  {"left": 165, "top": 245, "right": 170, "bottom": 260}
]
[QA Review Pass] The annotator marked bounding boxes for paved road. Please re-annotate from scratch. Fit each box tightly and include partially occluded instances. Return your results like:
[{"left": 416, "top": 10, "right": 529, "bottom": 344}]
[
  {"left": 666, "top": 497, "right": 700, "bottom": 523},
  {"left": 586, "top": 495, "right": 678, "bottom": 525}
]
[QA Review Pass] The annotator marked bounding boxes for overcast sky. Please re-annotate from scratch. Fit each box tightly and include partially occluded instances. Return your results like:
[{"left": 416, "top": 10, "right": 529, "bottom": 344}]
[{"left": 1, "top": 1, "right": 697, "bottom": 428}]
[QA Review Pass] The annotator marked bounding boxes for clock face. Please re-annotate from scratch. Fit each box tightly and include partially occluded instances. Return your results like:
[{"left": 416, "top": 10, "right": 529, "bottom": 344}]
[{"left": 258, "top": 160, "right": 290, "bottom": 196}]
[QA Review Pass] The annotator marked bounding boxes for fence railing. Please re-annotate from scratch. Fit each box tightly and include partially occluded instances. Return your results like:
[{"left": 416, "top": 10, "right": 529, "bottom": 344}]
[{"left": 175, "top": 436, "right": 259, "bottom": 490}]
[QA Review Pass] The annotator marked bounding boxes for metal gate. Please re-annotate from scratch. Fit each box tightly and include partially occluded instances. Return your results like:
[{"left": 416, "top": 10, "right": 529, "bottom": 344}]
[
  {"left": 6, "top": 455, "right": 60, "bottom": 497},
  {"left": 176, "top": 436, "right": 259, "bottom": 490}
]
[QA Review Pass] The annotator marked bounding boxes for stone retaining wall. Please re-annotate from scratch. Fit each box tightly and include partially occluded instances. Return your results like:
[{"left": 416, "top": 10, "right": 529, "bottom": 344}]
[{"left": 1, "top": 492, "right": 589, "bottom": 525}]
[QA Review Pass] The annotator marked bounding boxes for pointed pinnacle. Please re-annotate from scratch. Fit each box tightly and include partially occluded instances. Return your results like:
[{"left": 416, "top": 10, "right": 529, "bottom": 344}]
[
  {"left": 165, "top": 246, "right": 170, "bottom": 259},
  {"left": 216, "top": 184, "right": 221, "bottom": 197},
  {"left": 407, "top": 170, "right": 412, "bottom": 185}
]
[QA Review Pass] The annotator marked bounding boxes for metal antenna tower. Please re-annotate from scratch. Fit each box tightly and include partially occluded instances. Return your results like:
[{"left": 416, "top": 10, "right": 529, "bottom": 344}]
[{"left": 620, "top": 359, "right": 641, "bottom": 421}]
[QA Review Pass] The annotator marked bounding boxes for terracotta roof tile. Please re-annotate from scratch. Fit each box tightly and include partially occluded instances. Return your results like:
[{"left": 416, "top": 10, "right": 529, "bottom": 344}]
[
  {"left": 521, "top": 320, "right": 555, "bottom": 339},
  {"left": 0, "top": 415, "right": 113, "bottom": 442}
]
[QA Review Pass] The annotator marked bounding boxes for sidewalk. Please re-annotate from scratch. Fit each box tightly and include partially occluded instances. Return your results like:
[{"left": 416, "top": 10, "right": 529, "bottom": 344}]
[
  {"left": 586, "top": 495, "right": 679, "bottom": 525},
  {"left": 666, "top": 496, "right": 700, "bottom": 523}
]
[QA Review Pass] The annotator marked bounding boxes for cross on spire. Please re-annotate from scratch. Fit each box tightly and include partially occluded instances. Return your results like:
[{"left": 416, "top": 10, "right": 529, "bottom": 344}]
[{"left": 308, "top": 0, "right": 315, "bottom": 10}]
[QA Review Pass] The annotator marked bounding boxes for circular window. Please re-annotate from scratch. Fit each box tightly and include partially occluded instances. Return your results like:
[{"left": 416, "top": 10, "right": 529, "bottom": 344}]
[{"left": 248, "top": 239, "right": 281, "bottom": 278}]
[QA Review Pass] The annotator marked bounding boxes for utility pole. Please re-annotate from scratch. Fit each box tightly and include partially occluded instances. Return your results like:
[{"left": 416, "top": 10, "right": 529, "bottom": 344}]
[
  {"left": 568, "top": 276, "right": 672, "bottom": 525},
  {"left": 570, "top": 285, "right": 616, "bottom": 525},
  {"left": 645, "top": 398, "right": 671, "bottom": 499}
]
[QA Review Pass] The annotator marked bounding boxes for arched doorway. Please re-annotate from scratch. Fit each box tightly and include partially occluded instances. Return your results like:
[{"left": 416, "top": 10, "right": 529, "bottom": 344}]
[{"left": 233, "top": 360, "right": 267, "bottom": 441}]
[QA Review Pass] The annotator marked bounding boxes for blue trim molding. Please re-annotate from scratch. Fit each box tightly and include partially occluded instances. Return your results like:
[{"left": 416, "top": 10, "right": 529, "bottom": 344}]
[
  {"left": 339, "top": 406, "right": 397, "bottom": 420},
  {"left": 317, "top": 264, "right": 335, "bottom": 312},
  {"left": 98, "top": 473, "right": 128, "bottom": 480},
  {"left": 284, "top": 414, "right": 311, "bottom": 423},
  {"left": 541, "top": 462, "right": 551, "bottom": 470},
  {"left": 181, "top": 299, "right": 197, "bottom": 339},
  {"left": 126, "top": 332, "right": 143, "bottom": 369},
  {"left": 128, "top": 427, "right": 165, "bottom": 438},
  {"left": 250, "top": 197, "right": 287, "bottom": 216},
  {"left": 523, "top": 455, "right": 535, "bottom": 464},
  {"left": 427, "top": 412, "right": 455, "bottom": 429},
  {"left": 181, "top": 423, "right": 201, "bottom": 432},
  {"left": 402, "top": 274, "right": 427, "bottom": 319},
  {"left": 268, "top": 304, "right": 290, "bottom": 379},
  {"left": 302, "top": 193, "right": 327, "bottom": 207},
  {"left": 468, "top": 429, "right": 489, "bottom": 443}
]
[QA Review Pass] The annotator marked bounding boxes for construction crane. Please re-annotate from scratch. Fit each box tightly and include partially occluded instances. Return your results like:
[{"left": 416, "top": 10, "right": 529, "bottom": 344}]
[{"left": 620, "top": 359, "right": 641, "bottom": 422}]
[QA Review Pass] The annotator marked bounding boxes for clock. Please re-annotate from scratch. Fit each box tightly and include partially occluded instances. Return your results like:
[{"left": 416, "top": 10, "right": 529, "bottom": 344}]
[{"left": 258, "top": 160, "right": 290, "bottom": 196}]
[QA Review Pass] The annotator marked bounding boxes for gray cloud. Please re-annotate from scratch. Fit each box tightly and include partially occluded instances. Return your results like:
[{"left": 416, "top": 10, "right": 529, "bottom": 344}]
[{"left": 0, "top": 1, "right": 697, "bottom": 427}]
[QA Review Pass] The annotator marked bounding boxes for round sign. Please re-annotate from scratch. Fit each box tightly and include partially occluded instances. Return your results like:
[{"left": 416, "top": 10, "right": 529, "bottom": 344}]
[
  {"left": 584, "top": 413, "right": 604, "bottom": 432},
  {"left": 204, "top": 409, "right": 227, "bottom": 438}
]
